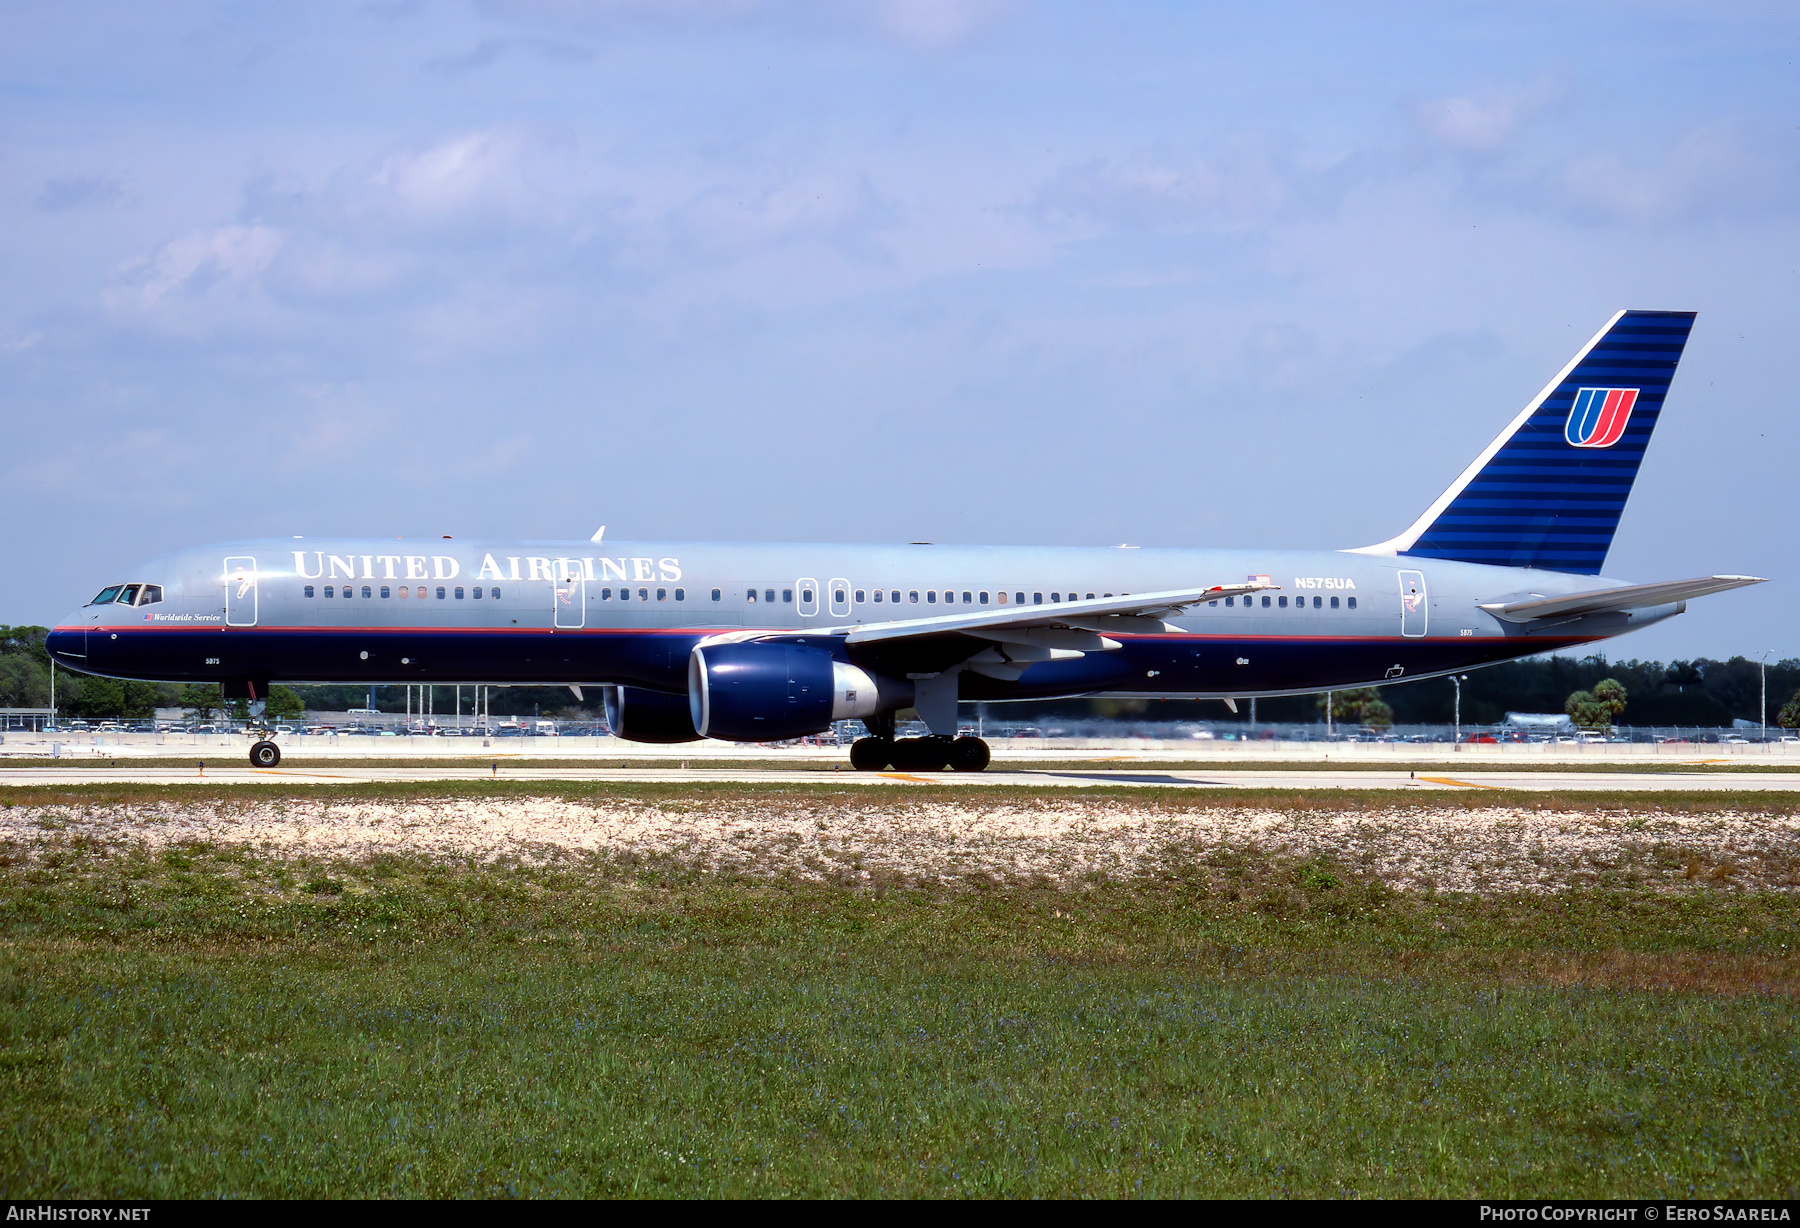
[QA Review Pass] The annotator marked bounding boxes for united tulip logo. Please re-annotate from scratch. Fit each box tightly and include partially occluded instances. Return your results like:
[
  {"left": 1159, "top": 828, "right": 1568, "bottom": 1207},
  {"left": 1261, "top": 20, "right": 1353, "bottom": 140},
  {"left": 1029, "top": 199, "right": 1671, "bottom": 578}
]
[{"left": 1565, "top": 388, "right": 1639, "bottom": 448}]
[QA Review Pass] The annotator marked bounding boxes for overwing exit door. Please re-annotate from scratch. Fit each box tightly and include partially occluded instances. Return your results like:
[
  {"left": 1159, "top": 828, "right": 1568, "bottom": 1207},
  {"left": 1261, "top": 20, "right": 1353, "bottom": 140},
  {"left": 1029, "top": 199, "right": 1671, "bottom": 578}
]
[
  {"left": 553, "top": 574, "right": 586, "bottom": 628},
  {"left": 1398, "top": 569, "right": 1427, "bottom": 638},
  {"left": 224, "top": 556, "right": 258, "bottom": 627}
]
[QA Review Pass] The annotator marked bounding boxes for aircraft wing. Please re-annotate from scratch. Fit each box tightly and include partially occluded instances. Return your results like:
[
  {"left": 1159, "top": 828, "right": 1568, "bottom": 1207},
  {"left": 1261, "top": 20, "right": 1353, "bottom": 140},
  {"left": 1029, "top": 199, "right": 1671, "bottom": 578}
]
[
  {"left": 1477, "top": 575, "right": 1766, "bottom": 624},
  {"left": 839, "top": 581, "right": 1278, "bottom": 647}
]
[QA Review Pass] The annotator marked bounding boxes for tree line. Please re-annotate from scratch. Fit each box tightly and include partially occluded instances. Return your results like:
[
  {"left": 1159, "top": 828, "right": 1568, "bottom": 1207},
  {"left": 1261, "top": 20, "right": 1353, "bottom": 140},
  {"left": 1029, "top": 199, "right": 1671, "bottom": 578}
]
[{"left": 2, "top": 625, "right": 1795, "bottom": 728}]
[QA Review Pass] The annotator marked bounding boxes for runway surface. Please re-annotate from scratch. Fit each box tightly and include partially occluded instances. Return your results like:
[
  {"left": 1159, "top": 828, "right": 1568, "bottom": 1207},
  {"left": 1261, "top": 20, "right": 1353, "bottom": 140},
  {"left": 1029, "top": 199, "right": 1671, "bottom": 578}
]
[{"left": 4, "top": 764, "right": 1799, "bottom": 791}]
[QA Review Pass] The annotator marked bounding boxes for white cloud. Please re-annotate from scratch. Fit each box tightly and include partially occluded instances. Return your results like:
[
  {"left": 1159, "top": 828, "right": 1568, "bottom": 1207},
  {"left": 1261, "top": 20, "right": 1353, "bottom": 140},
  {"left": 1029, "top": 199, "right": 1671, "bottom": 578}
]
[
  {"left": 1031, "top": 140, "right": 1319, "bottom": 232},
  {"left": 106, "top": 222, "right": 284, "bottom": 314},
  {"left": 1553, "top": 121, "right": 1800, "bottom": 223},
  {"left": 870, "top": 0, "right": 1013, "bottom": 49},
  {"left": 1413, "top": 79, "right": 1564, "bottom": 152}
]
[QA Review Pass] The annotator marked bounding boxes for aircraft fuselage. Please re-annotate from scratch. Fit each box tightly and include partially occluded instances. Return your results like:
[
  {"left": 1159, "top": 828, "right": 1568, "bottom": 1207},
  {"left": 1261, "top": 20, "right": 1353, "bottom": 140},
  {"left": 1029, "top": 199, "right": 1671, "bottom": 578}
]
[{"left": 47, "top": 537, "right": 1675, "bottom": 702}]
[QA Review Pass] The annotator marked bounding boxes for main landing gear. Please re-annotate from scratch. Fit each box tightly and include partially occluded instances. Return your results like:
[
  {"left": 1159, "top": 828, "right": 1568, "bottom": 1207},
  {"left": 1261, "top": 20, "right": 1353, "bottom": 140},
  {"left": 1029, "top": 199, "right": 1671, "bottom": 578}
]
[
  {"left": 249, "top": 740, "right": 281, "bottom": 768},
  {"left": 849, "top": 735, "right": 990, "bottom": 773}
]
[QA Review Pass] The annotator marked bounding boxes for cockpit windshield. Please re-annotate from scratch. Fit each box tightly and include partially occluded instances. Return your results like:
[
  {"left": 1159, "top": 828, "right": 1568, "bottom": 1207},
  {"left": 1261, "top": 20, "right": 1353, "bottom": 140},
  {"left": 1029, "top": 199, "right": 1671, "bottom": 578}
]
[{"left": 87, "top": 583, "right": 163, "bottom": 607}]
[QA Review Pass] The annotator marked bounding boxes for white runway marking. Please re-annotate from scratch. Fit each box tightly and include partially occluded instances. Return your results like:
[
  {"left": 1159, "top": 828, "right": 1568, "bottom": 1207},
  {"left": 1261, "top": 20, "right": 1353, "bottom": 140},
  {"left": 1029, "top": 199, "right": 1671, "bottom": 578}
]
[{"left": 3, "top": 765, "right": 1799, "bottom": 791}]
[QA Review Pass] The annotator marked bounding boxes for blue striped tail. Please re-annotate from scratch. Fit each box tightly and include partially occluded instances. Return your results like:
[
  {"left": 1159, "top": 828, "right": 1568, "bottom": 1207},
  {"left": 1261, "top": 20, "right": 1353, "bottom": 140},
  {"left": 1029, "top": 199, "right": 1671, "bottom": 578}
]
[{"left": 1375, "top": 309, "right": 1696, "bottom": 575}]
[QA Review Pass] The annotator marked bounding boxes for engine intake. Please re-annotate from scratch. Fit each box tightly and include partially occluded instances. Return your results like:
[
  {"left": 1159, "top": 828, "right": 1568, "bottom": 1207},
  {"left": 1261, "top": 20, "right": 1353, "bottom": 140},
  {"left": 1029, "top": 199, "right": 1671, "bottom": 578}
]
[
  {"left": 602, "top": 684, "right": 702, "bottom": 743},
  {"left": 689, "top": 641, "right": 896, "bottom": 742}
]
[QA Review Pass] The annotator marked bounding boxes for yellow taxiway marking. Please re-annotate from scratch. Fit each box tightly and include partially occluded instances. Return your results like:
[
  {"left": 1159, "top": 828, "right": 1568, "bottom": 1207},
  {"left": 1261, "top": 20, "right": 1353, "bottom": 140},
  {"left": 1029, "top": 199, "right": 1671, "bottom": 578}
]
[
  {"left": 879, "top": 772, "right": 936, "bottom": 783},
  {"left": 1417, "top": 775, "right": 1504, "bottom": 790}
]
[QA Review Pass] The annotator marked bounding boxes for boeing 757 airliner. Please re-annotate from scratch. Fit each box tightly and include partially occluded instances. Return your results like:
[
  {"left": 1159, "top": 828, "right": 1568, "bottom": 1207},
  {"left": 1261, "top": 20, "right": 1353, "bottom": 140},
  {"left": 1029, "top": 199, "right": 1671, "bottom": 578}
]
[{"left": 48, "top": 310, "right": 1765, "bottom": 770}]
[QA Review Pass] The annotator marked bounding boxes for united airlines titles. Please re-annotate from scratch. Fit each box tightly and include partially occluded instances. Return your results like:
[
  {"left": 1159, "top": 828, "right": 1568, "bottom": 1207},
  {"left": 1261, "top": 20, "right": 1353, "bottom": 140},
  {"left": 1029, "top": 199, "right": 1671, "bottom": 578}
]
[{"left": 291, "top": 551, "right": 681, "bottom": 584}]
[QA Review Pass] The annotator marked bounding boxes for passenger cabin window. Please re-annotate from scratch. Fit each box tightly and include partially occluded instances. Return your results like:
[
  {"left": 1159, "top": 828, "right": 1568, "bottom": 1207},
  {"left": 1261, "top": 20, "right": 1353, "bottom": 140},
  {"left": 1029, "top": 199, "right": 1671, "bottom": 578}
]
[
  {"left": 1051, "top": 593, "right": 1060, "bottom": 603},
  {"left": 675, "top": 588, "right": 685, "bottom": 601},
  {"left": 872, "top": 590, "right": 883, "bottom": 602},
  {"left": 1330, "top": 596, "right": 1340, "bottom": 609},
  {"left": 963, "top": 591, "right": 972, "bottom": 604},
  {"left": 417, "top": 587, "right": 426, "bottom": 599},
  {"left": 891, "top": 590, "right": 901, "bottom": 603},
  {"left": 1033, "top": 593, "right": 1043, "bottom": 604},
  {"left": 834, "top": 588, "right": 846, "bottom": 603},
  {"left": 455, "top": 587, "right": 465, "bottom": 599},
  {"left": 1347, "top": 597, "right": 1357, "bottom": 610},
  {"left": 620, "top": 588, "right": 630, "bottom": 601},
  {"left": 324, "top": 586, "right": 334, "bottom": 598},
  {"left": 782, "top": 589, "right": 792, "bottom": 603},
  {"left": 1015, "top": 593, "right": 1025, "bottom": 604},
  {"left": 398, "top": 586, "right": 408, "bottom": 598},
  {"left": 304, "top": 585, "right": 314, "bottom": 598},
  {"left": 1313, "top": 595, "right": 1322, "bottom": 609},
  {"left": 979, "top": 591, "right": 989, "bottom": 604},
  {"left": 381, "top": 586, "right": 391, "bottom": 598},
  {"left": 1224, "top": 596, "right": 1233, "bottom": 607},
  {"left": 491, "top": 588, "right": 500, "bottom": 599},
  {"left": 342, "top": 587, "right": 351, "bottom": 599},
  {"left": 745, "top": 589, "right": 756, "bottom": 602},
  {"left": 1278, "top": 596, "right": 1287, "bottom": 608},
  {"left": 639, "top": 588, "right": 650, "bottom": 602},
  {"left": 472, "top": 586, "right": 482, "bottom": 599},
  {"left": 927, "top": 591, "right": 937, "bottom": 603},
  {"left": 362, "top": 586, "right": 373, "bottom": 599},
  {"left": 711, "top": 588, "right": 721, "bottom": 601},
  {"left": 1262, "top": 595, "right": 1271, "bottom": 608},
  {"left": 1086, "top": 593, "right": 1096, "bottom": 600},
  {"left": 657, "top": 588, "right": 667, "bottom": 601},
  {"left": 854, "top": 589, "right": 865, "bottom": 602},
  {"left": 909, "top": 591, "right": 919, "bottom": 603},
  {"left": 601, "top": 588, "right": 612, "bottom": 600}
]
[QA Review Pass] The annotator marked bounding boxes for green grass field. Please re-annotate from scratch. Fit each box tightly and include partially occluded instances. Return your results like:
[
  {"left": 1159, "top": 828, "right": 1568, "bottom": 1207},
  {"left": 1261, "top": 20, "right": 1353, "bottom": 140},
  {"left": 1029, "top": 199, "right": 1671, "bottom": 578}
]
[{"left": 1, "top": 786, "right": 1796, "bottom": 1197}]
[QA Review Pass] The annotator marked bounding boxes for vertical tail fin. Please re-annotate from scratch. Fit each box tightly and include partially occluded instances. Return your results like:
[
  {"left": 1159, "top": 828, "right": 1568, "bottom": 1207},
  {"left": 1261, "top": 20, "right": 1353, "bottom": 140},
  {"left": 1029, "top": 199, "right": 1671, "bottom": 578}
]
[{"left": 1350, "top": 309, "right": 1696, "bottom": 575}]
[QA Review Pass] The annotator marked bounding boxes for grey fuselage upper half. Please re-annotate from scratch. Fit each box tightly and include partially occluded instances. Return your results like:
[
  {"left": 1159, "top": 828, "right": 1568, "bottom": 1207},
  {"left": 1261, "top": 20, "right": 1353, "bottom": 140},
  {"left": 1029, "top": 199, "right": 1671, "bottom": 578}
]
[{"left": 47, "top": 538, "right": 1677, "bottom": 702}]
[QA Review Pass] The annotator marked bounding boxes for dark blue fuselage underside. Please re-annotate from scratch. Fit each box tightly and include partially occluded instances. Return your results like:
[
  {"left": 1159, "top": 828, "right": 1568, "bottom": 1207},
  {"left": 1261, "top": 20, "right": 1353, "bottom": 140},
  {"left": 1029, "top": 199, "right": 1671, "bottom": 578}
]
[{"left": 53, "top": 625, "right": 1596, "bottom": 701}]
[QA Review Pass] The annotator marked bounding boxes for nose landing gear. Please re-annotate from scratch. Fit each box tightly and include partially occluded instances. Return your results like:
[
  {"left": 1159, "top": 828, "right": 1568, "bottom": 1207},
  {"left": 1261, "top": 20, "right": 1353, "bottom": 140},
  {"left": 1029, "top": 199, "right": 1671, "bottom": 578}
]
[{"left": 848, "top": 734, "right": 990, "bottom": 772}]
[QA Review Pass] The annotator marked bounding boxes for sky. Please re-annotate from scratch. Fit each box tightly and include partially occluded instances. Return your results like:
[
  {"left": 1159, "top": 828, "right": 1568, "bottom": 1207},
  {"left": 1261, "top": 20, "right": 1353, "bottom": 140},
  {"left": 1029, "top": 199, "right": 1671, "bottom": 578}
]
[{"left": 2, "top": 0, "right": 1796, "bottom": 661}]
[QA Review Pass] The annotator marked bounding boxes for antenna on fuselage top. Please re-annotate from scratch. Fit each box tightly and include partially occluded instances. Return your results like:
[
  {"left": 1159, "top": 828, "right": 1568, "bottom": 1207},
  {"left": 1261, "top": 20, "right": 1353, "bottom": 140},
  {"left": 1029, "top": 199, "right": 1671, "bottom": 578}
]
[{"left": 590, "top": 526, "right": 605, "bottom": 543}]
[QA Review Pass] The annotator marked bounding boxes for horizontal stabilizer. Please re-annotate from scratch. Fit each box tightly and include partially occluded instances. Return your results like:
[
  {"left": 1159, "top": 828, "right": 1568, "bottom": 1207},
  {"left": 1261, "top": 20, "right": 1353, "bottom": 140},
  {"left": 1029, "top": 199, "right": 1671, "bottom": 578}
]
[{"left": 1477, "top": 575, "right": 1766, "bottom": 623}]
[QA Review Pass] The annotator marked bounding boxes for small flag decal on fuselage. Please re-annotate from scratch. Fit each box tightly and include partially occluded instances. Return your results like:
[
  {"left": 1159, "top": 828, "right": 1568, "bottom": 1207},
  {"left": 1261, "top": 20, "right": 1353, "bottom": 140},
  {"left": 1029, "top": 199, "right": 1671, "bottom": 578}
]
[{"left": 1565, "top": 387, "right": 1639, "bottom": 448}]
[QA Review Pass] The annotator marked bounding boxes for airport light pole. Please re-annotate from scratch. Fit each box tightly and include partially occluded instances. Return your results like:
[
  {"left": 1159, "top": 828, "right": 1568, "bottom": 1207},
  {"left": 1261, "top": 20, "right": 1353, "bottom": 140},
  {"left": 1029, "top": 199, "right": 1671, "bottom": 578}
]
[
  {"left": 1759, "top": 650, "right": 1773, "bottom": 739},
  {"left": 1452, "top": 674, "right": 1468, "bottom": 747}
]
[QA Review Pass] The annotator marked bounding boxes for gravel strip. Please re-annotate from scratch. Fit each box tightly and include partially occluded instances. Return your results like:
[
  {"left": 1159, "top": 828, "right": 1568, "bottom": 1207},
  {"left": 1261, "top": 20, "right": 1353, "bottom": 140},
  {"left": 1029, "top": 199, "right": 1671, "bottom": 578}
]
[{"left": 5, "top": 796, "right": 1798, "bottom": 894}]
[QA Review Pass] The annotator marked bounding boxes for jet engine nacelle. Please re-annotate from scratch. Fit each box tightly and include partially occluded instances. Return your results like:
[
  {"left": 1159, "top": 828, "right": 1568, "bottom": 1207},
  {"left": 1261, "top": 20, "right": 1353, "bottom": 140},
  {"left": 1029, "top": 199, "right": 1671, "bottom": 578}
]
[
  {"left": 602, "top": 684, "right": 702, "bottom": 744},
  {"left": 689, "top": 641, "right": 896, "bottom": 742}
]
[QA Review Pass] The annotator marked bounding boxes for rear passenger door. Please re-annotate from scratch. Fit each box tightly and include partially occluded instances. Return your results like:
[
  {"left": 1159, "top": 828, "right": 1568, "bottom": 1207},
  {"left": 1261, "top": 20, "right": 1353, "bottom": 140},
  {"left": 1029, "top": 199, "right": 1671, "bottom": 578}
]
[{"left": 1398, "top": 569, "right": 1427, "bottom": 638}]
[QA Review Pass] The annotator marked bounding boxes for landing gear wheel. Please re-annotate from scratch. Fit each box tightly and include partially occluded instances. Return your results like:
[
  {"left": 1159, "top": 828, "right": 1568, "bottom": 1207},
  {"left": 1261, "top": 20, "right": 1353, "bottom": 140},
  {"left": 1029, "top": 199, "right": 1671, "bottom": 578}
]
[
  {"left": 249, "top": 740, "right": 281, "bottom": 768},
  {"left": 906, "top": 736, "right": 951, "bottom": 773},
  {"left": 949, "top": 736, "right": 991, "bottom": 772},
  {"left": 849, "top": 737, "right": 892, "bottom": 771},
  {"left": 890, "top": 737, "right": 948, "bottom": 771}
]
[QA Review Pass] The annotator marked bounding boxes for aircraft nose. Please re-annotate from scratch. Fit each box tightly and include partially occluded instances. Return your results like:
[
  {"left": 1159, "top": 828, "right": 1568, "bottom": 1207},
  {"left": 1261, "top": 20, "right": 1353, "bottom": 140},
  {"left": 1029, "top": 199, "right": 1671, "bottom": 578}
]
[{"left": 46, "top": 617, "right": 88, "bottom": 665}]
